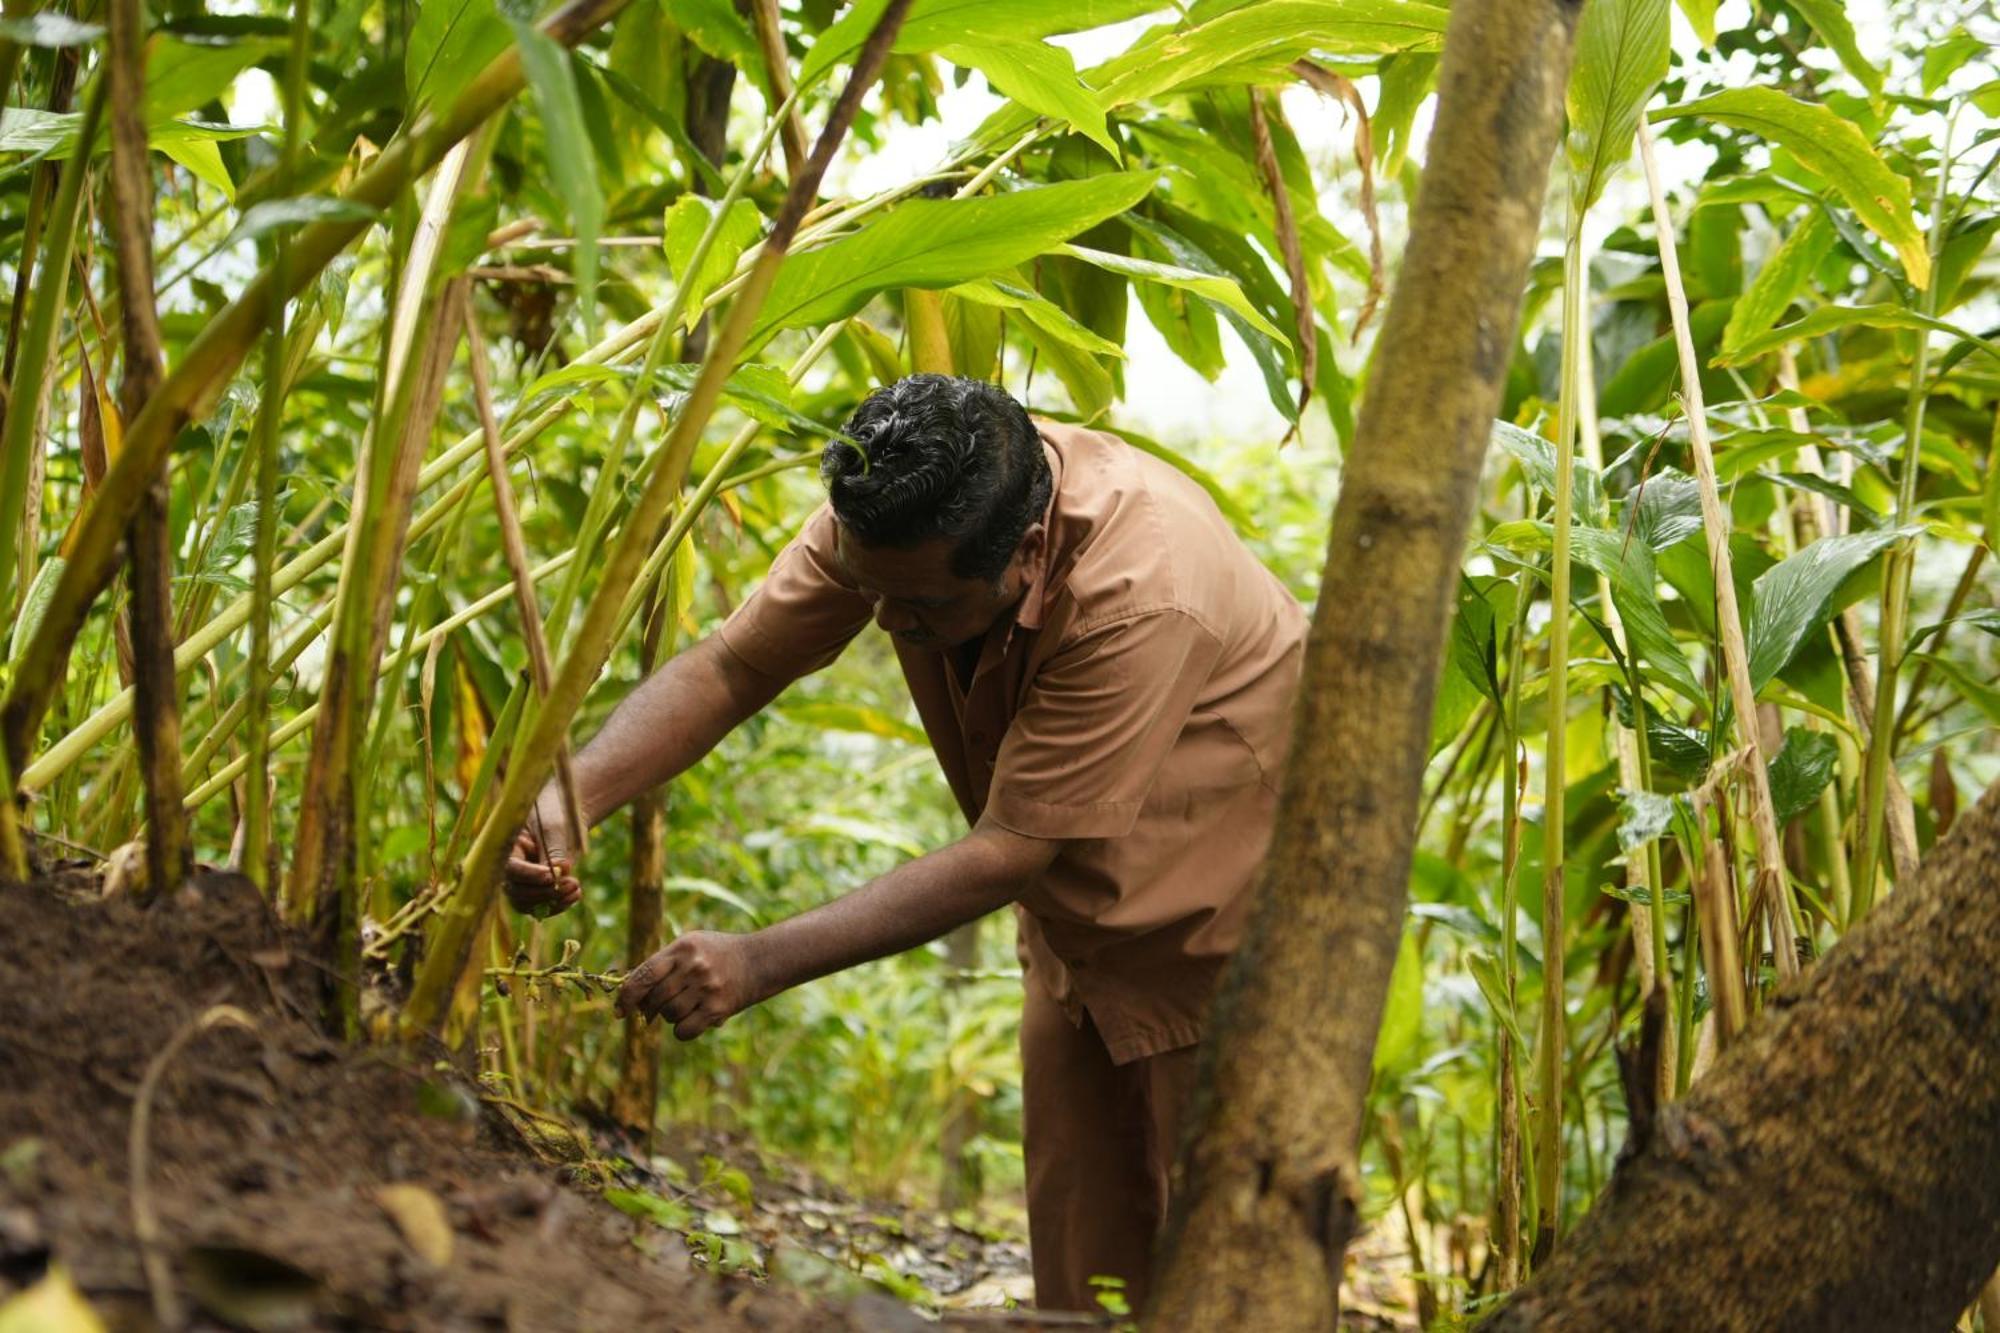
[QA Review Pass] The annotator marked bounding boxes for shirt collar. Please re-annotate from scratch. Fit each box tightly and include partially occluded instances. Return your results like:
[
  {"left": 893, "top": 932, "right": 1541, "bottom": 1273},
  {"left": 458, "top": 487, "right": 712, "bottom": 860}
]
[{"left": 1011, "top": 431, "right": 1064, "bottom": 634}]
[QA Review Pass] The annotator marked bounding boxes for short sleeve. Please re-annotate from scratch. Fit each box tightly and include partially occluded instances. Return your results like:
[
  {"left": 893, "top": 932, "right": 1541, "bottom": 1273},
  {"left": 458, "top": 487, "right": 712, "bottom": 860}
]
[
  {"left": 718, "top": 506, "right": 872, "bottom": 681},
  {"left": 983, "top": 609, "right": 1223, "bottom": 841}
]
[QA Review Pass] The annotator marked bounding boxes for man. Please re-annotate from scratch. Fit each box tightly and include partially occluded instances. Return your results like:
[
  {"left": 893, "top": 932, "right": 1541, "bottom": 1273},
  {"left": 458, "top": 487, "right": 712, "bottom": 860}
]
[{"left": 505, "top": 374, "right": 1305, "bottom": 1311}]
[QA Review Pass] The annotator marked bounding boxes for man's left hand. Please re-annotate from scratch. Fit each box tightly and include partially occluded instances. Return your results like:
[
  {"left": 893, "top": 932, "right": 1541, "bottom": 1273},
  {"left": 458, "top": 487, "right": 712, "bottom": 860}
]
[{"left": 614, "top": 931, "right": 766, "bottom": 1040}]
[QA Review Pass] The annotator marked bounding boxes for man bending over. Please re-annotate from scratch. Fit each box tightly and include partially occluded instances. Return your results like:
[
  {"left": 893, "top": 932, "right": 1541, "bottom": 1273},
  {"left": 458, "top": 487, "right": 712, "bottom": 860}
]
[{"left": 505, "top": 373, "right": 1305, "bottom": 1311}]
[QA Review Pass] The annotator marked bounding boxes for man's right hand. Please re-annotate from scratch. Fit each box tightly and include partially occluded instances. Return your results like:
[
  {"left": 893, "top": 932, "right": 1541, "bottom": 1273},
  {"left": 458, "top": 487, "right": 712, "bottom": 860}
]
[{"left": 504, "top": 801, "right": 582, "bottom": 917}]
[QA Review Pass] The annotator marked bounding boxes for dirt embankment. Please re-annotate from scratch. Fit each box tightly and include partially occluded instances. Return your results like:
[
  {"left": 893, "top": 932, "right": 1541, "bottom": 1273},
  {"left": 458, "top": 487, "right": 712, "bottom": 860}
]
[{"left": 0, "top": 873, "right": 933, "bottom": 1332}]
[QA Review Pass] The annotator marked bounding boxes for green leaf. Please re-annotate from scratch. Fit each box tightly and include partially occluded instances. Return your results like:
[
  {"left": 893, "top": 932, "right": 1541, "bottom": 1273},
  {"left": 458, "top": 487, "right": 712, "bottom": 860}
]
[
  {"left": 1565, "top": 0, "right": 1669, "bottom": 218},
  {"left": 1653, "top": 89, "right": 1929, "bottom": 289},
  {"left": 1675, "top": 0, "right": 1717, "bottom": 45},
  {"left": 664, "top": 195, "right": 763, "bottom": 331},
  {"left": 1492, "top": 420, "right": 1607, "bottom": 524},
  {"left": 0, "top": 13, "right": 102, "bottom": 45},
  {"left": 1922, "top": 27, "right": 1984, "bottom": 96},
  {"left": 145, "top": 36, "right": 275, "bottom": 120},
  {"left": 662, "top": 876, "right": 764, "bottom": 922},
  {"left": 224, "top": 195, "right": 382, "bottom": 248},
  {"left": 1095, "top": 0, "right": 1445, "bottom": 112},
  {"left": 1467, "top": 950, "right": 1527, "bottom": 1051},
  {"left": 1786, "top": 0, "right": 1882, "bottom": 102},
  {"left": 1616, "top": 789, "right": 1674, "bottom": 851},
  {"left": 948, "top": 278, "right": 1125, "bottom": 359},
  {"left": 1021, "top": 317, "right": 1115, "bottom": 421},
  {"left": 1056, "top": 244, "right": 1286, "bottom": 343},
  {"left": 1720, "top": 210, "right": 1834, "bottom": 357},
  {"left": 10, "top": 557, "right": 64, "bottom": 663},
  {"left": 605, "top": 1188, "right": 694, "bottom": 1231},
  {"left": 513, "top": 28, "right": 602, "bottom": 340},
  {"left": 1765, "top": 727, "right": 1836, "bottom": 823},
  {"left": 1371, "top": 928, "right": 1423, "bottom": 1077},
  {"left": 671, "top": 0, "right": 765, "bottom": 83},
  {"left": 774, "top": 701, "right": 926, "bottom": 746},
  {"left": 1626, "top": 468, "right": 1704, "bottom": 551},
  {"left": 940, "top": 39, "right": 1114, "bottom": 156},
  {"left": 1908, "top": 653, "right": 2000, "bottom": 726},
  {"left": 407, "top": 0, "right": 510, "bottom": 112},
  {"left": 0, "top": 108, "right": 261, "bottom": 158},
  {"left": 1718, "top": 304, "right": 2000, "bottom": 369},
  {"left": 159, "top": 137, "right": 234, "bottom": 200},
  {"left": 801, "top": 0, "right": 1161, "bottom": 87},
  {"left": 752, "top": 174, "right": 1154, "bottom": 340},
  {"left": 1745, "top": 527, "right": 1911, "bottom": 693}
]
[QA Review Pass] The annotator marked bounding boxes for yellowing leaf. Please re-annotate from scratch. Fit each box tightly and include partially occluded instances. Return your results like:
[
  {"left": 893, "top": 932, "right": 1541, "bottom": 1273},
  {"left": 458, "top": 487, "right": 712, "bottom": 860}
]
[
  {"left": 374, "top": 1183, "right": 455, "bottom": 1267},
  {"left": 0, "top": 1266, "right": 107, "bottom": 1333}
]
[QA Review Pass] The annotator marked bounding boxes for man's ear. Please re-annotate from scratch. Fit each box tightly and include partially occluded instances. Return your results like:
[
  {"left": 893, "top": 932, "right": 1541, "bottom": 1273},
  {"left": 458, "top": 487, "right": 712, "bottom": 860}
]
[{"left": 1015, "top": 523, "right": 1047, "bottom": 585}]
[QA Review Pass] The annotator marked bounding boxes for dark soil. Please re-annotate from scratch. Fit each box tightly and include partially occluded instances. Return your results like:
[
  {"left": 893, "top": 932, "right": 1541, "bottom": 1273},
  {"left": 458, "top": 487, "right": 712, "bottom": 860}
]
[{"left": 0, "top": 873, "right": 932, "bottom": 1332}]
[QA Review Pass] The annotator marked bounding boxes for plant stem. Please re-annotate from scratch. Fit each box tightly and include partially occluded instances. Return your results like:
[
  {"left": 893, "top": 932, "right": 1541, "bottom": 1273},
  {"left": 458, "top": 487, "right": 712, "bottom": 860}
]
[{"left": 1636, "top": 119, "right": 1800, "bottom": 980}]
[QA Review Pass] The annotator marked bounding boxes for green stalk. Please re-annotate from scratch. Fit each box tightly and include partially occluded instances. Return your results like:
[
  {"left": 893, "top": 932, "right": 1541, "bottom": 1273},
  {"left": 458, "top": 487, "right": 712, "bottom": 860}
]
[
  {"left": 1532, "top": 221, "right": 1582, "bottom": 1257},
  {"left": 244, "top": 0, "right": 314, "bottom": 888},
  {"left": 402, "top": 0, "right": 917, "bottom": 1040},
  {"left": 1852, "top": 125, "right": 1955, "bottom": 917},
  {"left": 1495, "top": 543, "right": 1532, "bottom": 1287},
  {"left": 0, "top": 0, "right": 636, "bottom": 775},
  {"left": 0, "top": 74, "right": 102, "bottom": 618}
]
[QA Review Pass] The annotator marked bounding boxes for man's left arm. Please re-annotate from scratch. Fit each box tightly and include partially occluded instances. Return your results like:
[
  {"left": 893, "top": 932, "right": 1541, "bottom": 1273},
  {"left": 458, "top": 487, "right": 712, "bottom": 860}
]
[{"left": 615, "top": 823, "right": 1058, "bottom": 1039}]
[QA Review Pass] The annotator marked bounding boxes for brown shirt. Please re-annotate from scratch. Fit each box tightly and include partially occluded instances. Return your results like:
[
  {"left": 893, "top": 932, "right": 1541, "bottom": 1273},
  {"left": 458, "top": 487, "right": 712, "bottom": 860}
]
[{"left": 719, "top": 420, "right": 1306, "bottom": 1063}]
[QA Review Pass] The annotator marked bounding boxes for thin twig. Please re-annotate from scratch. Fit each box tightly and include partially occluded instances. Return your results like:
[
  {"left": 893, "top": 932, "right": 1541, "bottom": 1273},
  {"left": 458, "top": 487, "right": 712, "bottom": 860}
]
[{"left": 131, "top": 1005, "right": 258, "bottom": 1329}]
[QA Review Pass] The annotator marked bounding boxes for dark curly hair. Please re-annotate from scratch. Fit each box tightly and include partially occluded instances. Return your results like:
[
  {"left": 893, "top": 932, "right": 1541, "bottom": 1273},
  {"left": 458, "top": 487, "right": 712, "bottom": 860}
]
[{"left": 821, "top": 374, "right": 1052, "bottom": 583}]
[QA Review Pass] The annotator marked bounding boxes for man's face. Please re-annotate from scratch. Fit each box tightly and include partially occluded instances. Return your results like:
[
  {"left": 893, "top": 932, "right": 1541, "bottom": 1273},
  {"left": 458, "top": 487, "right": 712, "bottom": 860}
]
[{"left": 833, "top": 524, "right": 1044, "bottom": 650}]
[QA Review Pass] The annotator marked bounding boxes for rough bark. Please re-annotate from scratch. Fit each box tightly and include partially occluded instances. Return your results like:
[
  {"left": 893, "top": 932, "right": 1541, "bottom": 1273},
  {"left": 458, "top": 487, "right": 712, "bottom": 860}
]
[
  {"left": 1485, "top": 778, "right": 2000, "bottom": 1331},
  {"left": 1144, "top": 0, "right": 1580, "bottom": 1326}
]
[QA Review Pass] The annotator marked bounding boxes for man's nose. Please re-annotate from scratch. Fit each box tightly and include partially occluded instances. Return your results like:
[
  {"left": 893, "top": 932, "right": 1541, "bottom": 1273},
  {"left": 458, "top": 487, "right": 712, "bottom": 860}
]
[{"left": 873, "top": 599, "right": 915, "bottom": 633}]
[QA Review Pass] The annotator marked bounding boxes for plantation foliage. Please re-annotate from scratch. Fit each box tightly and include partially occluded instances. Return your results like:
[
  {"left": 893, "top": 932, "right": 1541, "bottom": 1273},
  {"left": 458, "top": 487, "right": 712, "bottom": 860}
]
[{"left": 0, "top": 0, "right": 1994, "bottom": 1316}]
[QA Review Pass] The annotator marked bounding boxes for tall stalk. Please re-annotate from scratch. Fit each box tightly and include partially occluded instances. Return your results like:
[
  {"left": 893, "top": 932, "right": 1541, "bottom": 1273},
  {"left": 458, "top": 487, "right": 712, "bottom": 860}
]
[
  {"left": 402, "top": 0, "right": 917, "bottom": 1039},
  {"left": 245, "top": 0, "right": 316, "bottom": 887},
  {"left": 1636, "top": 120, "right": 1801, "bottom": 980},
  {"left": 1532, "top": 220, "right": 1582, "bottom": 1259},
  {"left": 1852, "top": 123, "right": 1953, "bottom": 918}
]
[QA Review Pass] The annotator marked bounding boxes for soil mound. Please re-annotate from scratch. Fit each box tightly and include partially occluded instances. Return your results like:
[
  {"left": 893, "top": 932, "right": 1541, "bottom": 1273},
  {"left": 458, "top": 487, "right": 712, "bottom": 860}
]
[{"left": 0, "top": 875, "right": 923, "bottom": 1331}]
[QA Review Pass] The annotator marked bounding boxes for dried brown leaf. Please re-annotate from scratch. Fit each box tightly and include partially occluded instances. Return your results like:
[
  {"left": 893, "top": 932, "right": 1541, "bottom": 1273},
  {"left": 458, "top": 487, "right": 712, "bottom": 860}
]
[
  {"left": 1247, "top": 87, "right": 1317, "bottom": 441},
  {"left": 375, "top": 1182, "right": 456, "bottom": 1267},
  {"left": 1292, "top": 59, "right": 1387, "bottom": 338}
]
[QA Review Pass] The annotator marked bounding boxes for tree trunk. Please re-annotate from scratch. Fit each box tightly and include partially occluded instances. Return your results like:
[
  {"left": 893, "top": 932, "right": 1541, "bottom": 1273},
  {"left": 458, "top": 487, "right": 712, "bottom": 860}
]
[
  {"left": 1145, "top": 0, "right": 1580, "bottom": 1326},
  {"left": 610, "top": 578, "right": 671, "bottom": 1141},
  {"left": 1485, "top": 777, "right": 2000, "bottom": 1331}
]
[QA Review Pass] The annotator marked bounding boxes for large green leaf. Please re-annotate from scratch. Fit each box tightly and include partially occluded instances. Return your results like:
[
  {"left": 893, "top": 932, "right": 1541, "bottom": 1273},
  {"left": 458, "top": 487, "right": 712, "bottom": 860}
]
[
  {"left": 1719, "top": 304, "right": 2000, "bottom": 369},
  {"left": 1371, "top": 928, "right": 1424, "bottom": 1077},
  {"left": 1653, "top": 89, "right": 1929, "bottom": 289},
  {"left": 947, "top": 278, "right": 1126, "bottom": 358},
  {"left": 751, "top": 174, "right": 1154, "bottom": 340},
  {"left": 1746, "top": 527, "right": 1911, "bottom": 693},
  {"left": 1055, "top": 244, "right": 1286, "bottom": 342},
  {"left": 1720, "top": 210, "right": 1834, "bottom": 358},
  {"left": 145, "top": 36, "right": 276, "bottom": 119},
  {"left": 800, "top": 0, "right": 1160, "bottom": 86},
  {"left": 407, "top": 0, "right": 510, "bottom": 112},
  {"left": 1786, "top": 0, "right": 1883, "bottom": 102},
  {"left": 1675, "top": 0, "right": 1718, "bottom": 45},
  {"left": 1091, "top": 0, "right": 1448, "bottom": 110},
  {"left": 940, "top": 39, "right": 1114, "bottom": 155},
  {"left": 1565, "top": 0, "right": 1669, "bottom": 219}
]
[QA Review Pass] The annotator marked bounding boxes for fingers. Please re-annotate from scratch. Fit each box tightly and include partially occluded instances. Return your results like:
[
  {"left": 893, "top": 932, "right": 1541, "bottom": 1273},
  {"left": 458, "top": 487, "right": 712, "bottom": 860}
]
[{"left": 615, "top": 944, "right": 686, "bottom": 1019}]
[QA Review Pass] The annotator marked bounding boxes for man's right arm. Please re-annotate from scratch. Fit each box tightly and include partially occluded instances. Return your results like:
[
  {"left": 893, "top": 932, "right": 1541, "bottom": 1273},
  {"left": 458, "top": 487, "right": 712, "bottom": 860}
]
[{"left": 505, "top": 633, "right": 787, "bottom": 911}]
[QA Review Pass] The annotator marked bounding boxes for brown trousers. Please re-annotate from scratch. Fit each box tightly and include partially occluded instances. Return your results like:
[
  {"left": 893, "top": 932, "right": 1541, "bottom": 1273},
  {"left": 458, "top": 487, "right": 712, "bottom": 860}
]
[{"left": 1020, "top": 979, "right": 1202, "bottom": 1314}]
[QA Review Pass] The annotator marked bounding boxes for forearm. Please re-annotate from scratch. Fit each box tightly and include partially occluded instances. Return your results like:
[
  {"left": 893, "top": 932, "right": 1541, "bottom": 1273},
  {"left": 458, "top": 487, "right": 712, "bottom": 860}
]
[
  {"left": 557, "top": 634, "right": 783, "bottom": 828},
  {"left": 747, "top": 826, "right": 1054, "bottom": 1001}
]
